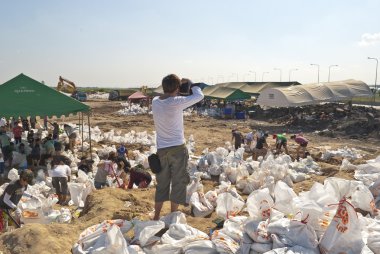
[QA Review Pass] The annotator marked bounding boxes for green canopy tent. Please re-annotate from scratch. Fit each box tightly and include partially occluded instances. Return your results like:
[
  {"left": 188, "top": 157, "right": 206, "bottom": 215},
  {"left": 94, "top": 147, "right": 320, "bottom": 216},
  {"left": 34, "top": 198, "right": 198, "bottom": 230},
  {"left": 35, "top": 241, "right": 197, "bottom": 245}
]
[
  {"left": 0, "top": 74, "right": 93, "bottom": 157},
  {"left": 205, "top": 87, "right": 251, "bottom": 101}
]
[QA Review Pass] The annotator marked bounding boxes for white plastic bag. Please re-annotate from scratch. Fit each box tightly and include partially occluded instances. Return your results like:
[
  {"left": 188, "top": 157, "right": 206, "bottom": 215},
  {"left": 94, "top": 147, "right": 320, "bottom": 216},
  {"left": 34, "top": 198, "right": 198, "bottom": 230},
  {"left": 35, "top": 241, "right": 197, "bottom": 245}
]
[
  {"left": 220, "top": 216, "right": 247, "bottom": 242},
  {"left": 8, "top": 168, "right": 19, "bottom": 181},
  {"left": 189, "top": 191, "right": 214, "bottom": 217},
  {"left": 246, "top": 188, "right": 274, "bottom": 220},
  {"left": 244, "top": 219, "right": 271, "bottom": 243},
  {"left": 319, "top": 198, "right": 364, "bottom": 254},
  {"left": 267, "top": 218, "right": 319, "bottom": 251},
  {"left": 159, "top": 211, "right": 186, "bottom": 228},
  {"left": 216, "top": 192, "right": 245, "bottom": 219},
  {"left": 273, "top": 181, "right": 297, "bottom": 215},
  {"left": 132, "top": 220, "right": 165, "bottom": 247},
  {"left": 72, "top": 220, "right": 133, "bottom": 254},
  {"left": 211, "top": 230, "right": 240, "bottom": 254}
]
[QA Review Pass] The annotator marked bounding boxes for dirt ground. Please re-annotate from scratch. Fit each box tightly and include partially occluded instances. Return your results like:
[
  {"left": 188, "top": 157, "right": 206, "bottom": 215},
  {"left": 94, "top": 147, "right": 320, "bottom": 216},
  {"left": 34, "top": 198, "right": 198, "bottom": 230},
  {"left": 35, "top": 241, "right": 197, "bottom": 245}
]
[{"left": 1, "top": 99, "right": 380, "bottom": 254}]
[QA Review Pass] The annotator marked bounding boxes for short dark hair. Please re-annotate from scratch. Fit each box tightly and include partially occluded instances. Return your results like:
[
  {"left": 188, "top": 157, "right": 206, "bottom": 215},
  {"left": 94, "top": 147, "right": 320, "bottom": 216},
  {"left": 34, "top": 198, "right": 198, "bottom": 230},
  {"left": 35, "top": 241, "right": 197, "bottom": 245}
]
[{"left": 162, "top": 74, "right": 180, "bottom": 93}]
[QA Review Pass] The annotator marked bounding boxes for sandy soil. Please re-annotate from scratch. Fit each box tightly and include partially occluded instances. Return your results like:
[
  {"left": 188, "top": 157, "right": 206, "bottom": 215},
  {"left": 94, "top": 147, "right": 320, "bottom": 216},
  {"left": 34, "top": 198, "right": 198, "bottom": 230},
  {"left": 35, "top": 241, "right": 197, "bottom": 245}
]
[{"left": 0, "top": 99, "right": 379, "bottom": 254}]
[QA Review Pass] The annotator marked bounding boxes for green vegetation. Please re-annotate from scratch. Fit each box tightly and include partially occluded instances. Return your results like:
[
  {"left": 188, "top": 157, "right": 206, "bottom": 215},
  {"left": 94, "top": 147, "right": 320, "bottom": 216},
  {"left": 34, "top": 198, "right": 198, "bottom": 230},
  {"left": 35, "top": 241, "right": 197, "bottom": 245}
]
[{"left": 351, "top": 93, "right": 380, "bottom": 106}]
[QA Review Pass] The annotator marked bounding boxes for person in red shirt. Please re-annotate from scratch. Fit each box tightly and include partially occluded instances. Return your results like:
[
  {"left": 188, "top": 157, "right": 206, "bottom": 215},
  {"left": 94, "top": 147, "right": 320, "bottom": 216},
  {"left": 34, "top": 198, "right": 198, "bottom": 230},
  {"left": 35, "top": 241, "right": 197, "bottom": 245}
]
[
  {"left": 127, "top": 165, "right": 152, "bottom": 189},
  {"left": 12, "top": 123, "right": 23, "bottom": 145}
]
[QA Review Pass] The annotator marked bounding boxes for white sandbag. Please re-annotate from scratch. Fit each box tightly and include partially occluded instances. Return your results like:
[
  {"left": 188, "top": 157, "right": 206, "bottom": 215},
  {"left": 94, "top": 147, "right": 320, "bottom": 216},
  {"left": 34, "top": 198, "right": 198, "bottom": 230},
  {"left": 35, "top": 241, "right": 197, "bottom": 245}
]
[
  {"left": 239, "top": 233, "right": 255, "bottom": 254},
  {"left": 161, "top": 223, "right": 209, "bottom": 246},
  {"left": 340, "top": 158, "right": 357, "bottom": 171},
  {"left": 189, "top": 191, "right": 214, "bottom": 218},
  {"left": 244, "top": 219, "right": 271, "bottom": 243},
  {"left": 8, "top": 168, "right": 19, "bottom": 181},
  {"left": 127, "top": 245, "right": 145, "bottom": 254},
  {"left": 132, "top": 220, "right": 165, "bottom": 247},
  {"left": 211, "top": 230, "right": 240, "bottom": 254},
  {"left": 368, "top": 233, "right": 380, "bottom": 254},
  {"left": 351, "top": 183, "right": 377, "bottom": 215},
  {"left": 251, "top": 242, "right": 272, "bottom": 253},
  {"left": 68, "top": 183, "right": 86, "bottom": 207},
  {"left": 220, "top": 216, "right": 247, "bottom": 242},
  {"left": 247, "top": 188, "right": 274, "bottom": 220},
  {"left": 294, "top": 200, "right": 324, "bottom": 232},
  {"left": 159, "top": 211, "right": 186, "bottom": 228},
  {"left": 236, "top": 164, "right": 250, "bottom": 190},
  {"left": 216, "top": 192, "right": 245, "bottom": 219},
  {"left": 224, "top": 163, "right": 238, "bottom": 184},
  {"left": 205, "top": 190, "right": 218, "bottom": 207},
  {"left": 183, "top": 240, "right": 218, "bottom": 254},
  {"left": 319, "top": 198, "right": 364, "bottom": 254},
  {"left": 72, "top": 220, "right": 133, "bottom": 254},
  {"left": 267, "top": 218, "right": 319, "bottom": 250},
  {"left": 273, "top": 181, "right": 298, "bottom": 215},
  {"left": 263, "top": 246, "right": 319, "bottom": 254},
  {"left": 186, "top": 178, "right": 201, "bottom": 204},
  {"left": 369, "top": 177, "right": 380, "bottom": 198}
]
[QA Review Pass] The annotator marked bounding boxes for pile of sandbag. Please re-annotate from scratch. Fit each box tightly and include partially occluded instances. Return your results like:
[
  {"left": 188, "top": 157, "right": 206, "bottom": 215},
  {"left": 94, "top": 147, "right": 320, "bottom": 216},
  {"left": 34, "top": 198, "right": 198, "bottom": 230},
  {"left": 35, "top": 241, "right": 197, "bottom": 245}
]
[
  {"left": 72, "top": 176, "right": 380, "bottom": 253},
  {"left": 321, "top": 146, "right": 362, "bottom": 161},
  {"left": 118, "top": 103, "right": 150, "bottom": 116},
  {"left": 192, "top": 147, "right": 319, "bottom": 195},
  {"left": 87, "top": 92, "right": 109, "bottom": 100}
]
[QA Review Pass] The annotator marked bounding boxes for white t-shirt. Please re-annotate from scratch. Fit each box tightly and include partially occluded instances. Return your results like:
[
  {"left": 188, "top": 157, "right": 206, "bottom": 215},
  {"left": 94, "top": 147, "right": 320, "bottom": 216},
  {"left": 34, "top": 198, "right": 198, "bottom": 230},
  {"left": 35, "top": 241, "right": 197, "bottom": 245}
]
[
  {"left": 0, "top": 118, "right": 6, "bottom": 127},
  {"left": 50, "top": 164, "right": 71, "bottom": 178},
  {"left": 0, "top": 148, "right": 4, "bottom": 163},
  {"left": 152, "top": 86, "right": 204, "bottom": 149}
]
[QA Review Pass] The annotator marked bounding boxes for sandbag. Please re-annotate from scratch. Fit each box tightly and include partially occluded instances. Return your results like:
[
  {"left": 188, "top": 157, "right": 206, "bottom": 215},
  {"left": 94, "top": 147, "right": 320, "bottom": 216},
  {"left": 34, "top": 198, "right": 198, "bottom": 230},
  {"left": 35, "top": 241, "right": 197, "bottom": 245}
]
[
  {"left": 267, "top": 218, "right": 319, "bottom": 251},
  {"left": 247, "top": 188, "right": 274, "bottom": 220},
  {"left": 220, "top": 216, "right": 247, "bottom": 242},
  {"left": 273, "top": 181, "right": 297, "bottom": 215},
  {"left": 159, "top": 211, "right": 186, "bottom": 228},
  {"left": 211, "top": 230, "right": 240, "bottom": 254},
  {"left": 244, "top": 219, "right": 271, "bottom": 244},
  {"left": 72, "top": 220, "right": 133, "bottom": 254},
  {"left": 216, "top": 192, "right": 245, "bottom": 219},
  {"left": 189, "top": 191, "right": 214, "bottom": 217},
  {"left": 132, "top": 220, "right": 165, "bottom": 247},
  {"left": 319, "top": 198, "right": 364, "bottom": 254}
]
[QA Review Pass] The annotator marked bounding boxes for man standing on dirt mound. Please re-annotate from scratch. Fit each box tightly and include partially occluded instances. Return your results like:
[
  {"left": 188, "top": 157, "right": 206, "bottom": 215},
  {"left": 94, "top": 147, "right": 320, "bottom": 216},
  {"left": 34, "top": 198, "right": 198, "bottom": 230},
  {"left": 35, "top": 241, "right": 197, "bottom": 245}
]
[{"left": 152, "top": 74, "right": 204, "bottom": 220}]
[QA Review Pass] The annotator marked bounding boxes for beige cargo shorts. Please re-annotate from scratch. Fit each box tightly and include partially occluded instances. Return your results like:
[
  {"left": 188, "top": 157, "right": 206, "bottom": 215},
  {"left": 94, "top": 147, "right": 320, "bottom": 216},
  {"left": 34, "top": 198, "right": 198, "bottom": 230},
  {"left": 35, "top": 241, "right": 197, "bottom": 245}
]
[{"left": 155, "top": 144, "right": 189, "bottom": 205}]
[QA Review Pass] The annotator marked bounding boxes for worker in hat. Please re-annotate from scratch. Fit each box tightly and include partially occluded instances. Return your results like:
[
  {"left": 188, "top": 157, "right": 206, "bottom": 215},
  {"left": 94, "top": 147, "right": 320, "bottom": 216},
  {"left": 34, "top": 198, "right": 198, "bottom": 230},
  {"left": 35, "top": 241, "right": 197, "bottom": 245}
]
[
  {"left": 0, "top": 169, "right": 35, "bottom": 231},
  {"left": 273, "top": 133, "right": 289, "bottom": 155}
]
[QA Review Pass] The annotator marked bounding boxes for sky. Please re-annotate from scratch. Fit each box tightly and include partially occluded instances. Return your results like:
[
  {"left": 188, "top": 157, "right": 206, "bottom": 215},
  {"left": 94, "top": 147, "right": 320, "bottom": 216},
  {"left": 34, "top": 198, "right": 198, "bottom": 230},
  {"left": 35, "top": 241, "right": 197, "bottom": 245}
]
[{"left": 0, "top": 0, "right": 379, "bottom": 88}]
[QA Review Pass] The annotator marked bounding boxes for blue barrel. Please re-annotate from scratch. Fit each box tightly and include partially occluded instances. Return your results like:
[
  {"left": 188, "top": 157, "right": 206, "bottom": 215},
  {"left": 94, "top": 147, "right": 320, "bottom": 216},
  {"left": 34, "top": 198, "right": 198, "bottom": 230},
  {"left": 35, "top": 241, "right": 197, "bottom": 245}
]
[
  {"left": 224, "top": 108, "right": 232, "bottom": 115},
  {"left": 235, "top": 112, "right": 245, "bottom": 119}
]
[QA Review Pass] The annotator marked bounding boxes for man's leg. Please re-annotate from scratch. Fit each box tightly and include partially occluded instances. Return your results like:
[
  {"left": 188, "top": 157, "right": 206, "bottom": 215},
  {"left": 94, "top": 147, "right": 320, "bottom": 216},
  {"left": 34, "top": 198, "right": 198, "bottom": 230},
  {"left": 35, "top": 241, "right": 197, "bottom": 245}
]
[
  {"left": 170, "top": 202, "right": 179, "bottom": 213},
  {"left": 153, "top": 202, "right": 163, "bottom": 220},
  {"left": 284, "top": 144, "right": 289, "bottom": 155}
]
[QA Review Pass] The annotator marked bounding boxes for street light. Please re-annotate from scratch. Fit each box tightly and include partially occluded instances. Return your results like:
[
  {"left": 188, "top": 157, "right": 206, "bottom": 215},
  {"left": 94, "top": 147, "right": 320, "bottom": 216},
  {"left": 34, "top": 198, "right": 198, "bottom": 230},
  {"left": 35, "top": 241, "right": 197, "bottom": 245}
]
[
  {"left": 368, "top": 57, "right": 379, "bottom": 104},
  {"left": 288, "top": 68, "right": 298, "bottom": 82},
  {"left": 273, "top": 68, "right": 282, "bottom": 82},
  {"left": 230, "top": 73, "right": 238, "bottom": 82},
  {"left": 328, "top": 65, "right": 338, "bottom": 82},
  {"left": 262, "top": 72, "right": 269, "bottom": 82},
  {"left": 310, "top": 64, "right": 320, "bottom": 83},
  {"left": 249, "top": 71, "right": 257, "bottom": 82},
  {"left": 217, "top": 75, "right": 224, "bottom": 83}
]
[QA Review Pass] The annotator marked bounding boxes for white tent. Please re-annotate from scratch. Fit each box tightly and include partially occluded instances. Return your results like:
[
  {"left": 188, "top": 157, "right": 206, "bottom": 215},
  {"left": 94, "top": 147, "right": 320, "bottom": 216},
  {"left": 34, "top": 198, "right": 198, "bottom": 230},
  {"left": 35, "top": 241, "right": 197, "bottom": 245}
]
[{"left": 257, "top": 79, "right": 372, "bottom": 107}]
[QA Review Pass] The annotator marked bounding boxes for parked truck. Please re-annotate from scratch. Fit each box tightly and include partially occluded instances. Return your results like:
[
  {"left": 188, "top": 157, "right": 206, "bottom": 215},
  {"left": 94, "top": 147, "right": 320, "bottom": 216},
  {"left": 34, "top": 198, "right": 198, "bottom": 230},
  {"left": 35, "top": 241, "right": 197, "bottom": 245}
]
[{"left": 108, "top": 90, "right": 130, "bottom": 101}]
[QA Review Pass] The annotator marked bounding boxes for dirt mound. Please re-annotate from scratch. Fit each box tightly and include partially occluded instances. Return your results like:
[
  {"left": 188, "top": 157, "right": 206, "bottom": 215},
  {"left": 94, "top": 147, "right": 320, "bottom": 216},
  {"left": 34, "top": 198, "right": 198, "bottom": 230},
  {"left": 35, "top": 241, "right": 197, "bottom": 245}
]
[{"left": 0, "top": 188, "right": 154, "bottom": 254}]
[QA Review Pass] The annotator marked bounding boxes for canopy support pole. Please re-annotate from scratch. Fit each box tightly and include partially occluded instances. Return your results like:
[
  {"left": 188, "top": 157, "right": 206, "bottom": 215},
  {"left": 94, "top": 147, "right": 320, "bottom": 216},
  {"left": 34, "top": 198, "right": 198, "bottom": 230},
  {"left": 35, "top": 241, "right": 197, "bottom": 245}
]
[
  {"left": 87, "top": 113, "right": 92, "bottom": 160},
  {"left": 81, "top": 112, "right": 84, "bottom": 157}
]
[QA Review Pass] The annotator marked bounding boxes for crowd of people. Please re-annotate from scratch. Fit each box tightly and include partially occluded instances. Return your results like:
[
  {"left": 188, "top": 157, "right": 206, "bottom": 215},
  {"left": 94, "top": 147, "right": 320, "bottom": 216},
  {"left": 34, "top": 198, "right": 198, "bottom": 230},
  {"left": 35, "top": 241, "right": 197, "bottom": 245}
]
[
  {"left": 0, "top": 74, "right": 310, "bottom": 230},
  {"left": 231, "top": 124, "right": 310, "bottom": 161},
  {"left": 0, "top": 116, "right": 152, "bottom": 230}
]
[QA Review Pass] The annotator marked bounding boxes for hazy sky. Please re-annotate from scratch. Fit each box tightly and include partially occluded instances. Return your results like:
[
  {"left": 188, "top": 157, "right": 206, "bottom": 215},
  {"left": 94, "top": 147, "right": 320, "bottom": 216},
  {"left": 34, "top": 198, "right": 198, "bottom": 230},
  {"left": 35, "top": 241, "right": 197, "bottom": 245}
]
[{"left": 1, "top": 0, "right": 379, "bottom": 88}]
